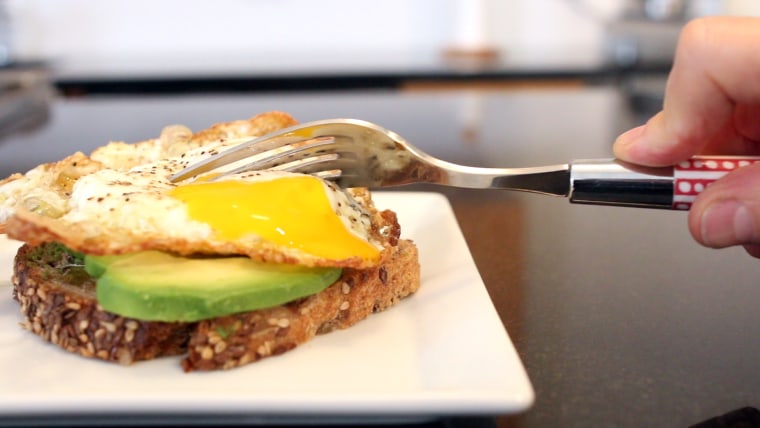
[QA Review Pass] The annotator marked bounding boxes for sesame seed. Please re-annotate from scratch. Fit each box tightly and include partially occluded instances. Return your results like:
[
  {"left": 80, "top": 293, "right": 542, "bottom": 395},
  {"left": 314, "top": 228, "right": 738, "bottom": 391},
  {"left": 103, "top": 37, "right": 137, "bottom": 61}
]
[
  {"left": 257, "top": 342, "right": 272, "bottom": 356},
  {"left": 201, "top": 347, "right": 214, "bottom": 360},
  {"left": 239, "top": 353, "right": 253, "bottom": 365}
]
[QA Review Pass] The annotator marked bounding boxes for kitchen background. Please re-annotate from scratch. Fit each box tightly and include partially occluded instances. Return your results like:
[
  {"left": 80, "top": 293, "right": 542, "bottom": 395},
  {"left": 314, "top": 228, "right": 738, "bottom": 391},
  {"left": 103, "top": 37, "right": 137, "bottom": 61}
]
[{"left": 2, "top": 0, "right": 760, "bottom": 77}]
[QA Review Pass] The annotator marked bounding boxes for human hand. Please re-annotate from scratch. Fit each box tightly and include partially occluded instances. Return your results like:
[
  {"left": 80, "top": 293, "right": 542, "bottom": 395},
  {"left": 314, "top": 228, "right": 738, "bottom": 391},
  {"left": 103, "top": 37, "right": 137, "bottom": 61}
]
[{"left": 613, "top": 16, "right": 760, "bottom": 257}]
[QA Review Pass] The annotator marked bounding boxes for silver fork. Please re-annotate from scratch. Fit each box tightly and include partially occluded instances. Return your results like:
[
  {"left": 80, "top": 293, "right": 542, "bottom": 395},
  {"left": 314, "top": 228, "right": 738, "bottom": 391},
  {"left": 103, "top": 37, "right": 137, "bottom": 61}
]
[{"left": 169, "top": 118, "right": 760, "bottom": 210}]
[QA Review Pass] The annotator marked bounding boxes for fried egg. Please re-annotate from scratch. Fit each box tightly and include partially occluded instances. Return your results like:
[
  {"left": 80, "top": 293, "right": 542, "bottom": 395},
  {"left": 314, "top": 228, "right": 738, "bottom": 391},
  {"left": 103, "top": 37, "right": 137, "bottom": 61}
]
[{"left": 1, "top": 121, "right": 386, "bottom": 269}]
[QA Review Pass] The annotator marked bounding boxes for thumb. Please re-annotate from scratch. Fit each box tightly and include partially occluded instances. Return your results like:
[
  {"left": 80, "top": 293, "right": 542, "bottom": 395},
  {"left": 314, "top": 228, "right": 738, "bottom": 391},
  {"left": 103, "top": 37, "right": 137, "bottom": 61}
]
[{"left": 689, "top": 163, "right": 760, "bottom": 256}]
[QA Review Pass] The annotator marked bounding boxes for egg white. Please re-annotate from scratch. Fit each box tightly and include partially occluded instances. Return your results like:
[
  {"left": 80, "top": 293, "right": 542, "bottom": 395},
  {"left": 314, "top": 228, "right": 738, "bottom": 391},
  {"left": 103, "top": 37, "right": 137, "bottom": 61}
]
[{"left": 57, "top": 139, "right": 381, "bottom": 266}]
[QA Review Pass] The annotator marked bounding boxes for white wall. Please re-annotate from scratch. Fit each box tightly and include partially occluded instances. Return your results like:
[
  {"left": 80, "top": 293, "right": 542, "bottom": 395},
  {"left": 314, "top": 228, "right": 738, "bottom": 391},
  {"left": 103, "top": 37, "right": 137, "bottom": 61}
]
[{"left": 3, "top": 0, "right": 754, "bottom": 67}]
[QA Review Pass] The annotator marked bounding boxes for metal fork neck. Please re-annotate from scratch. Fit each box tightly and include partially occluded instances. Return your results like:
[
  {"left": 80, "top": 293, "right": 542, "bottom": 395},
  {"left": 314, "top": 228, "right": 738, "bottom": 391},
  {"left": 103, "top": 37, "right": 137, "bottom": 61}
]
[{"left": 569, "top": 159, "right": 673, "bottom": 208}]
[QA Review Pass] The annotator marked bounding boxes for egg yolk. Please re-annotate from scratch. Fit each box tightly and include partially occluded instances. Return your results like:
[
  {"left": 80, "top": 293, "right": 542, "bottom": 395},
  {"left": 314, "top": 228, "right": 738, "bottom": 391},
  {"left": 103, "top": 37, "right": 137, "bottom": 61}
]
[{"left": 169, "top": 176, "right": 380, "bottom": 261}]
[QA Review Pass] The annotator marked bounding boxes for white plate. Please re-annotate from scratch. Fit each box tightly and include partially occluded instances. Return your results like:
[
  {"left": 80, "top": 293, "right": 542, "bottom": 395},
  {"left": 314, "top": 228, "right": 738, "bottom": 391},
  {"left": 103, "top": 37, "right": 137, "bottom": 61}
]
[{"left": 0, "top": 192, "right": 533, "bottom": 424}]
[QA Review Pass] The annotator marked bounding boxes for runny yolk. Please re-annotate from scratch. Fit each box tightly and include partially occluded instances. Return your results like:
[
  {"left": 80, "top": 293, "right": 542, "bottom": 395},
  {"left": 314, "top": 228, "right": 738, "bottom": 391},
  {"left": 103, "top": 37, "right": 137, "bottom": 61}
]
[{"left": 169, "top": 176, "right": 380, "bottom": 261}]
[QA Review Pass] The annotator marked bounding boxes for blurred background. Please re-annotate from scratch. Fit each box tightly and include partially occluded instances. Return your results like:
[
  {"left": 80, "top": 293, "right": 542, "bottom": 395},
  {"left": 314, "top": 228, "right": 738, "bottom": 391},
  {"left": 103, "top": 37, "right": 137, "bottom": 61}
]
[
  {"left": 3, "top": 0, "right": 759, "bottom": 67},
  {"left": 0, "top": 0, "right": 756, "bottom": 114},
  {"left": 0, "top": 0, "right": 758, "bottom": 140},
  {"left": 0, "top": 0, "right": 755, "bottom": 147}
]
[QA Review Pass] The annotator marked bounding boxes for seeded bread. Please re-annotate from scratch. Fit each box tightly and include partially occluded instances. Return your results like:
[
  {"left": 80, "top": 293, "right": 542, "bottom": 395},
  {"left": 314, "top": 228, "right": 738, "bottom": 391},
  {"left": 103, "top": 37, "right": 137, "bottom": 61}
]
[{"left": 12, "top": 237, "right": 419, "bottom": 371}]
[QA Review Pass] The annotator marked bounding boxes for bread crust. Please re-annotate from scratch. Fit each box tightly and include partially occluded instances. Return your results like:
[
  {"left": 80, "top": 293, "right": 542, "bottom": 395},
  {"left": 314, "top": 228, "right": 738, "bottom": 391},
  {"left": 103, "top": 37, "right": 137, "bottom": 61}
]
[{"left": 11, "top": 238, "right": 419, "bottom": 371}]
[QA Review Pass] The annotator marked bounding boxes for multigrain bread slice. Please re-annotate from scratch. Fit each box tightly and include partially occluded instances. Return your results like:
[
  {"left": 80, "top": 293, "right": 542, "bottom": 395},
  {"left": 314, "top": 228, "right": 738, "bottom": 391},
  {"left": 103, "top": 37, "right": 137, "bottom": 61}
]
[{"left": 12, "top": 238, "right": 419, "bottom": 371}]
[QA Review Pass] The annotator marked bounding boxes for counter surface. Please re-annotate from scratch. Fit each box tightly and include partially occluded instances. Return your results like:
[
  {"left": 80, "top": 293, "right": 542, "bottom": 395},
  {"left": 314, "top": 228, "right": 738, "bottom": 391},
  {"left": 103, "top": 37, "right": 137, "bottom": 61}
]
[{"left": 0, "top": 88, "right": 757, "bottom": 428}]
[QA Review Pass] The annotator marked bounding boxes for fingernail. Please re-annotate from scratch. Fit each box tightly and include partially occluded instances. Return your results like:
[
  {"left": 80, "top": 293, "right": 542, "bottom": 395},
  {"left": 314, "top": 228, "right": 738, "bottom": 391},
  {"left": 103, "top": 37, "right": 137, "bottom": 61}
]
[
  {"left": 613, "top": 126, "right": 645, "bottom": 158},
  {"left": 615, "top": 125, "right": 645, "bottom": 146},
  {"left": 700, "top": 201, "right": 757, "bottom": 247}
]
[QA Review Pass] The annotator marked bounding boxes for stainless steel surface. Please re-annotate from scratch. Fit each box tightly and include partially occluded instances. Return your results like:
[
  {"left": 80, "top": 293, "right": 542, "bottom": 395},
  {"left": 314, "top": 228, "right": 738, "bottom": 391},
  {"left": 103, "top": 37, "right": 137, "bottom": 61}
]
[
  {"left": 172, "top": 119, "right": 743, "bottom": 210},
  {"left": 170, "top": 118, "right": 573, "bottom": 196},
  {"left": 1, "top": 88, "right": 758, "bottom": 427},
  {"left": 569, "top": 158, "right": 673, "bottom": 208}
]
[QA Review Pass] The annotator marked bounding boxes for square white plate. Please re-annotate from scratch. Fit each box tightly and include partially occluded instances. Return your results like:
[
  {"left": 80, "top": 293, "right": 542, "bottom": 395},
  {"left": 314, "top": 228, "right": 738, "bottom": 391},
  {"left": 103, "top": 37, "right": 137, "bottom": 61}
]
[{"left": 0, "top": 192, "right": 533, "bottom": 424}]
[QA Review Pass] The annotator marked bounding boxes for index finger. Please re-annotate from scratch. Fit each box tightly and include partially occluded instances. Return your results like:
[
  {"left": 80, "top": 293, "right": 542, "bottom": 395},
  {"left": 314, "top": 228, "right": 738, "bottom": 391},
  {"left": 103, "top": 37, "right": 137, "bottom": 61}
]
[{"left": 614, "top": 16, "right": 760, "bottom": 166}]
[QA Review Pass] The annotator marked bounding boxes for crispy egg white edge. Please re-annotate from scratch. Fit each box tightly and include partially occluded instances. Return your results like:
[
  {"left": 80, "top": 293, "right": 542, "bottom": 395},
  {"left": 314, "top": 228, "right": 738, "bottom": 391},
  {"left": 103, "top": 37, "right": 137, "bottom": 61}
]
[
  {"left": 1, "top": 136, "right": 383, "bottom": 261},
  {"left": 64, "top": 137, "right": 382, "bottom": 254},
  {"left": 0, "top": 167, "right": 69, "bottom": 223}
]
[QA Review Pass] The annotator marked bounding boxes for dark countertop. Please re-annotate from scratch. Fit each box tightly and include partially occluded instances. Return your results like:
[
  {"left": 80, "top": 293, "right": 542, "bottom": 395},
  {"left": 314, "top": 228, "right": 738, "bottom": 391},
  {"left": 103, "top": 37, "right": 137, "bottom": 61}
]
[
  {"left": 1, "top": 87, "right": 758, "bottom": 427},
  {"left": 43, "top": 48, "right": 669, "bottom": 95}
]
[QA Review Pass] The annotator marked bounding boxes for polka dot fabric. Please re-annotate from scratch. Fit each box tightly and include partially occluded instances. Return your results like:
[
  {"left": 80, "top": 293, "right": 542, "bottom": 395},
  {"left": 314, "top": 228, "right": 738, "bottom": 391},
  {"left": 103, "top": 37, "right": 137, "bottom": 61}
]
[{"left": 673, "top": 157, "right": 760, "bottom": 210}]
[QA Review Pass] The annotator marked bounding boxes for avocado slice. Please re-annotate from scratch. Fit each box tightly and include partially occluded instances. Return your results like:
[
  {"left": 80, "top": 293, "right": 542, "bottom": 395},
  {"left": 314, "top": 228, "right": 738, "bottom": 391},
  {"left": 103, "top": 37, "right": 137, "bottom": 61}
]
[
  {"left": 86, "top": 251, "right": 342, "bottom": 322},
  {"left": 84, "top": 253, "right": 123, "bottom": 277}
]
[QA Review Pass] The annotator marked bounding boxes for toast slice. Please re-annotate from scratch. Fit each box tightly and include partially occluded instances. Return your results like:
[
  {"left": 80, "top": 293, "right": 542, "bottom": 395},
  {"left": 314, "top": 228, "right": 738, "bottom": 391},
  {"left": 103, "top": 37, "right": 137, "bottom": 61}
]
[
  {"left": 4, "top": 110, "right": 421, "bottom": 371},
  {"left": 12, "top": 238, "right": 419, "bottom": 371}
]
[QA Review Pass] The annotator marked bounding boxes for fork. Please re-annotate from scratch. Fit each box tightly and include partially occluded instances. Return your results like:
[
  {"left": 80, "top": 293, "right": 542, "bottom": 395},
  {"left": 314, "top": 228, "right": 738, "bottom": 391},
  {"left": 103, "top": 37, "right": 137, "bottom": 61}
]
[{"left": 170, "top": 118, "right": 760, "bottom": 210}]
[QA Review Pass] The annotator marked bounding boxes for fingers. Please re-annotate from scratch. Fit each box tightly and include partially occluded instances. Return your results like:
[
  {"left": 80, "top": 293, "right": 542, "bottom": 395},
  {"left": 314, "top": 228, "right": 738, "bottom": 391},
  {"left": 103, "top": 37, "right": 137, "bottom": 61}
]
[
  {"left": 699, "top": 103, "right": 760, "bottom": 155},
  {"left": 734, "top": 103, "right": 760, "bottom": 144},
  {"left": 614, "top": 17, "right": 760, "bottom": 166},
  {"left": 688, "top": 163, "right": 760, "bottom": 254}
]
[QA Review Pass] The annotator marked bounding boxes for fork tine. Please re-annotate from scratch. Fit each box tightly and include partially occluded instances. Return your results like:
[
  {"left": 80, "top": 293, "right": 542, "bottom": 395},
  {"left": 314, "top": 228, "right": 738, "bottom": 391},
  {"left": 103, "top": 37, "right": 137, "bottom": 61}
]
[
  {"left": 269, "top": 153, "right": 341, "bottom": 173},
  {"left": 169, "top": 121, "right": 330, "bottom": 182},
  {"left": 210, "top": 136, "right": 355, "bottom": 180},
  {"left": 169, "top": 135, "right": 300, "bottom": 182}
]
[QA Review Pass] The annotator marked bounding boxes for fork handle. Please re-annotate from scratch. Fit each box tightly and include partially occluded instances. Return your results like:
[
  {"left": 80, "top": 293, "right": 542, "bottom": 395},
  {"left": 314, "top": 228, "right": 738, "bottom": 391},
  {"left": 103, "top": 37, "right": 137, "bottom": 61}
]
[{"left": 569, "top": 156, "right": 760, "bottom": 209}]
